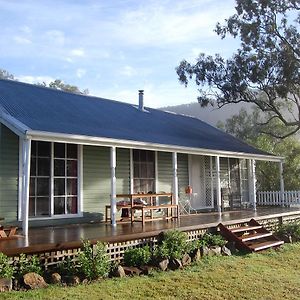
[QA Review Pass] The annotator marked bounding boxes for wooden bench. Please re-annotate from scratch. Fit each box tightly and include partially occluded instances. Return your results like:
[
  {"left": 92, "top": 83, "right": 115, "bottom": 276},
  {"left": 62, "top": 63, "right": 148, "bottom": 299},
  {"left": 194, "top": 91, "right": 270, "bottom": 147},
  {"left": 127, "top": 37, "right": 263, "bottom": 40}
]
[
  {"left": 0, "top": 226, "right": 18, "bottom": 239},
  {"left": 132, "top": 204, "right": 179, "bottom": 226},
  {"left": 105, "top": 205, "right": 132, "bottom": 222}
]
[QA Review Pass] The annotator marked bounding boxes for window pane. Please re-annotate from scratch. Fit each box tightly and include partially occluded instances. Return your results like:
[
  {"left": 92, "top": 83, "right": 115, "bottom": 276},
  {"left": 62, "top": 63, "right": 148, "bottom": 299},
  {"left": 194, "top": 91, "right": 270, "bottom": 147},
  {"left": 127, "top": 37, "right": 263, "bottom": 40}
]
[
  {"left": 133, "top": 150, "right": 139, "bottom": 160},
  {"left": 54, "top": 178, "right": 65, "bottom": 195},
  {"left": 30, "top": 158, "right": 36, "bottom": 176},
  {"left": 29, "top": 178, "right": 36, "bottom": 197},
  {"left": 36, "top": 197, "right": 50, "bottom": 216},
  {"left": 29, "top": 197, "right": 35, "bottom": 216},
  {"left": 67, "top": 160, "right": 77, "bottom": 177},
  {"left": 147, "top": 163, "right": 154, "bottom": 178},
  {"left": 54, "top": 143, "right": 65, "bottom": 158},
  {"left": 67, "top": 197, "right": 78, "bottom": 214},
  {"left": 37, "top": 178, "right": 50, "bottom": 196},
  {"left": 54, "top": 197, "right": 65, "bottom": 215},
  {"left": 67, "top": 179, "right": 77, "bottom": 195},
  {"left": 133, "top": 162, "right": 140, "bottom": 178},
  {"left": 140, "top": 150, "right": 147, "bottom": 161},
  {"left": 38, "top": 158, "right": 50, "bottom": 176},
  {"left": 140, "top": 162, "right": 147, "bottom": 178},
  {"left": 67, "top": 144, "right": 77, "bottom": 159},
  {"left": 54, "top": 159, "right": 65, "bottom": 176},
  {"left": 38, "top": 142, "right": 51, "bottom": 157},
  {"left": 31, "top": 141, "right": 37, "bottom": 157}
]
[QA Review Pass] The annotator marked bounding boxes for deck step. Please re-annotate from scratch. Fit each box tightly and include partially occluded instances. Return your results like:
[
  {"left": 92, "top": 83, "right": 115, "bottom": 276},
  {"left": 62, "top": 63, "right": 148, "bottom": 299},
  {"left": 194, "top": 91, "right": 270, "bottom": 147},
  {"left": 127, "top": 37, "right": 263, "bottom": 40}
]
[
  {"left": 230, "top": 225, "right": 262, "bottom": 233},
  {"left": 248, "top": 240, "right": 284, "bottom": 251},
  {"left": 240, "top": 232, "right": 273, "bottom": 242}
]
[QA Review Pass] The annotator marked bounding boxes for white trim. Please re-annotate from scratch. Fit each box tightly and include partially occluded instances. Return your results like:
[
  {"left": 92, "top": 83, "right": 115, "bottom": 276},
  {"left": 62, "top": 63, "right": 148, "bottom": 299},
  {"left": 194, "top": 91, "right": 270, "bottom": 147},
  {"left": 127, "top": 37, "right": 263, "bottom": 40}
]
[
  {"left": 29, "top": 213, "right": 83, "bottom": 221},
  {"left": 79, "top": 144, "right": 83, "bottom": 215},
  {"left": 172, "top": 152, "right": 178, "bottom": 205},
  {"left": 18, "top": 138, "right": 23, "bottom": 221},
  {"left": 25, "top": 129, "right": 283, "bottom": 162},
  {"left": 188, "top": 154, "right": 192, "bottom": 186},
  {"left": 110, "top": 146, "right": 117, "bottom": 226},
  {"left": 279, "top": 161, "right": 285, "bottom": 206},
  {"left": 247, "top": 160, "right": 253, "bottom": 204},
  {"left": 130, "top": 149, "right": 134, "bottom": 194},
  {"left": 215, "top": 155, "right": 221, "bottom": 213},
  {"left": 50, "top": 143, "right": 54, "bottom": 216},
  {"left": 155, "top": 151, "right": 158, "bottom": 193},
  {"left": 251, "top": 159, "right": 257, "bottom": 211}
]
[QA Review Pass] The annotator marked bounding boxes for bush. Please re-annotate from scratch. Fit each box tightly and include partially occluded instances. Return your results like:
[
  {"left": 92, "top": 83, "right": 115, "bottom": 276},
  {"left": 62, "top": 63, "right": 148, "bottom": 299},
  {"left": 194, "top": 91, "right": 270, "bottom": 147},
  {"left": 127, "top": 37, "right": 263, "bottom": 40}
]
[
  {"left": 154, "top": 230, "right": 188, "bottom": 260},
  {"left": 276, "top": 222, "right": 300, "bottom": 243},
  {"left": 123, "top": 246, "right": 151, "bottom": 267},
  {"left": 0, "top": 253, "right": 14, "bottom": 279},
  {"left": 186, "top": 239, "right": 208, "bottom": 254},
  {"left": 201, "top": 233, "right": 227, "bottom": 247},
  {"left": 78, "top": 240, "right": 110, "bottom": 280},
  {"left": 57, "top": 257, "right": 78, "bottom": 276},
  {"left": 17, "top": 253, "right": 42, "bottom": 278}
]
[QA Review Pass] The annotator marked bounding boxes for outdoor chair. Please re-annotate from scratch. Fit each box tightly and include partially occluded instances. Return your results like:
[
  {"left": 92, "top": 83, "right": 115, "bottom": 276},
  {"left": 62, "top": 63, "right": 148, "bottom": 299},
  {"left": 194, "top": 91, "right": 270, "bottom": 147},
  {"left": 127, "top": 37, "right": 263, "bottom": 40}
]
[{"left": 179, "top": 198, "right": 198, "bottom": 215}]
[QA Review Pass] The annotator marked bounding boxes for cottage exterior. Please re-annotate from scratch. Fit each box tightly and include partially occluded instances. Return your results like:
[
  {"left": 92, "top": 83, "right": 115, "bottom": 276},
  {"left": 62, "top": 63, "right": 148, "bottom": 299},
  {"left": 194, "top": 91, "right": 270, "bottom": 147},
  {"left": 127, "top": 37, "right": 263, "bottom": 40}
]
[{"left": 0, "top": 79, "right": 284, "bottom": 235}]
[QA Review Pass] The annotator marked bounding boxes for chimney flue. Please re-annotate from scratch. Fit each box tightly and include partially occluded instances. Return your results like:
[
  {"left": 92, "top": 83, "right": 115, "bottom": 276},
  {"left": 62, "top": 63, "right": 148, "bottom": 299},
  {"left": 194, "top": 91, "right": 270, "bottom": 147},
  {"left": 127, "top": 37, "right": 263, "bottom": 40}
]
[{"left": 138, "top": 90, "right": 144, "bottom": 111}]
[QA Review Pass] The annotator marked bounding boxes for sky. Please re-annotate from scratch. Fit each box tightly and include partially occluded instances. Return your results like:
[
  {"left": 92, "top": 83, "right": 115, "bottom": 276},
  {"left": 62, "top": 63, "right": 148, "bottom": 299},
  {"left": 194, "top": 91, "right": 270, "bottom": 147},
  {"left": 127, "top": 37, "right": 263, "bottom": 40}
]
[{"left": 0, "top": 0, "right": 239, "bottom": 107}]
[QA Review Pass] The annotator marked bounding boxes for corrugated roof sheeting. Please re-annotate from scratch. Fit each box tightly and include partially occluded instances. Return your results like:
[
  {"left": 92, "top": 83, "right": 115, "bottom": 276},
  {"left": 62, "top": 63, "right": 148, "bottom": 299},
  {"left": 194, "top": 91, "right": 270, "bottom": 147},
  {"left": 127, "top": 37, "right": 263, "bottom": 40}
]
[{"left": 0, "top": 79, "right": 271, "bottom": 156}]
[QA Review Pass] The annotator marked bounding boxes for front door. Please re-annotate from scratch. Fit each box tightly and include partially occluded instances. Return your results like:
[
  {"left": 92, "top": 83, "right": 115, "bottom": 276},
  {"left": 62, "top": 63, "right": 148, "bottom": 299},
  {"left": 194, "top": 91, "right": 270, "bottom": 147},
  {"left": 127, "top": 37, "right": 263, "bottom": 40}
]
[{"left": 189, "top": 155, "right": 214, "bottom": 209}]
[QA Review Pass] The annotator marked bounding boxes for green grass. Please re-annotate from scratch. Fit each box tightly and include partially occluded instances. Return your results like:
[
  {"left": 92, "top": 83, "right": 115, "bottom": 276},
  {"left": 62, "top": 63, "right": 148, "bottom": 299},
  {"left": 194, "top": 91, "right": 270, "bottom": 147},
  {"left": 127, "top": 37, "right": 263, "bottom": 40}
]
[{"left": 2, "top": 243, "right": 300, "bottom": 300}]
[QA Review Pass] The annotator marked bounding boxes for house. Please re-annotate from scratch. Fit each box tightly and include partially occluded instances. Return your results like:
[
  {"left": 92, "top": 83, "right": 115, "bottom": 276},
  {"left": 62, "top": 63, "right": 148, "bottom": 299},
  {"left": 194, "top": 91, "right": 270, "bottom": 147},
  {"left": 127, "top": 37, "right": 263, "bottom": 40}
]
[{"left": 0, "top": 79, "right": 284, "bottom": 236}]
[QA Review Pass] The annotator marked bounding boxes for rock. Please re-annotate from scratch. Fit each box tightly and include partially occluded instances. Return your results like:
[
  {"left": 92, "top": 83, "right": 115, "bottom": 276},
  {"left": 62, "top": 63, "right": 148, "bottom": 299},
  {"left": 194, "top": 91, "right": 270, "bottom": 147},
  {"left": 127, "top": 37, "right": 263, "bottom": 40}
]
[
  {"left": 209, "top": 246, "right": 221, "bottom": 256},
  {"left": 158, "top": 259, "right": 169, "bottom": 271},
  {"left": 201, "top": 246, "right": 210, "bottom": 257},
  {"left": 225, "top": 241, "right": 237, "bottom": 253},
  {"left": 82, "top": 278, "right": 89, "bottom": 285},
  {"left": 181, "top": 254, "right": 192, "bottom": 267},
  {"left": 23, "top": 272, "right": 48, "bottom": 289},
  {"left": 50, "top": 272, "right": 61, "bottom": 284},
  {"left": 139, "top": 265, "right": 153, "bottom": 275},
  {"left": 0, "top": 278, "right": 12, "bottom": 292},
  {"left": 168, "top": 258, "right": 183, "bottom": 270},
  {"left": 122, "top": 266, "right": 142, "bottom": 276},
  {"left": 65, "top": 275, "right": 80, "bottom": 286},
  {"left": 191, "top": 249, "right": 201, "bottom": 262},
  {"left": 221, "top": 246, "right": 232, "bottom": 256},
  {"left": 112, "top": 265, "right": 126, "bottom": 278}
]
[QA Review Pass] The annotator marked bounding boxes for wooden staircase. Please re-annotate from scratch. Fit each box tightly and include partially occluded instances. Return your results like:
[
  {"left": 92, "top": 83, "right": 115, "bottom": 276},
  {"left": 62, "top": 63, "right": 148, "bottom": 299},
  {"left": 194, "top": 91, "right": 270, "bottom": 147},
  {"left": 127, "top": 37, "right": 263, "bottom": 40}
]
[{"left": 219, "top": 219, "right": 284, "bottom": 252}]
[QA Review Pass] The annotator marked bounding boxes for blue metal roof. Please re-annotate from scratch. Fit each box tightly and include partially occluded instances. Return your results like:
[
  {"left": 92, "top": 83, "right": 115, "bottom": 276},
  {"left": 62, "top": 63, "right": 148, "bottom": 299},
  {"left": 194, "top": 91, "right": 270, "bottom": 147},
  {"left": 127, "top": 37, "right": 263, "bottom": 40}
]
[{"left": 0, "top": 79, "right": 270, "bottom": 156}]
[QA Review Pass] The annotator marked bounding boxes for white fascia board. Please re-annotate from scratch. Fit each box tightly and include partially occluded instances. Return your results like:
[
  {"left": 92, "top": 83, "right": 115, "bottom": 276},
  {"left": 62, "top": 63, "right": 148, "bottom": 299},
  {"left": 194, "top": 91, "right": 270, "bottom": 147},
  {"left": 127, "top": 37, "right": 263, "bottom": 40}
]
[
  {"left": 25, "top": 129, "right": 284, "bottom": 162},
  {"left": 0, "top": 107, "right": 29, "bottom": 137}
]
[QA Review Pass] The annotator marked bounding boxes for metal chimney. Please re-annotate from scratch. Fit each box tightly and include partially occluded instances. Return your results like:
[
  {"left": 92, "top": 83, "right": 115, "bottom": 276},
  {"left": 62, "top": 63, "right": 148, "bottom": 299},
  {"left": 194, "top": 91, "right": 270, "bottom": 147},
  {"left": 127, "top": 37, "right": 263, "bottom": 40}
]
[{"left": 138, "top": 90, "right": 144, "bottom": 111}]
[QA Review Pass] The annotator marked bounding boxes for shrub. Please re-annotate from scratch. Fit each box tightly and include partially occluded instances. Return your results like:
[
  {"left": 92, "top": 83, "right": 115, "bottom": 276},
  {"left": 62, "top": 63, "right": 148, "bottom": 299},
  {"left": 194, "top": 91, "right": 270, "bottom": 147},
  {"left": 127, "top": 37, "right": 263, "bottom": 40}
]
[
  {"left": 276, "top": 222, "right": 300, "bottom": 243},
  {"left": 186, "top": 238, "right": 208, "bottom": 254},
  {"left": 154, "top": 230, "right": 188, "bottom": 260},
  {"left": 57, "top": 257, "right": 78, "bottom": 276},
  {"left": 17, "top": 254, "right": 42, "bottom": 278},
  {"left": 201, "top": 233, "right": 227, "bottom": 247},
  {"left": 78, "top": 240, "right": 110, "bottom": 280},
  {"left": 123, "top": 246, "right": 151, "bottom": 267},
  {"left": 0, "top": 253, "right": 14, "bottom": 279}
]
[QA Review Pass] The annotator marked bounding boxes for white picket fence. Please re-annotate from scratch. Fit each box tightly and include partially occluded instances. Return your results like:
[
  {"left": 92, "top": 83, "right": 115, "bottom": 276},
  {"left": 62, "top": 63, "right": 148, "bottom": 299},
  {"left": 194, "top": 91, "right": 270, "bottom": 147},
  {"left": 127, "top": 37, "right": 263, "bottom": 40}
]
[{"left": 257, "top": 190, "right": 300, "bottom": 206}]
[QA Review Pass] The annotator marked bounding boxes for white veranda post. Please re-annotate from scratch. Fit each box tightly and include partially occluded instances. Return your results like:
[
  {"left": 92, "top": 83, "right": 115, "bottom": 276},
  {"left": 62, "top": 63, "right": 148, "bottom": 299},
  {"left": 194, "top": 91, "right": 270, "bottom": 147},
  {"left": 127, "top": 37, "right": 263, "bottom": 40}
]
[
  {"left": 22, "top": 138, "right": 31, "bottom": 236},
  {"left": 279, "top": 161, "right": 285, "bottom": 206},
  {"left": 251, "top": 159, "right": 257, "bottom": 211},
  {"left": 172, "top": 152, "right": 178, "bottom": 205},
  {"left": 110, "top": 147, "right": 117, "bottom": 226},
  {"left": 215, "top": 156, "right": 221, "bottom": 213}
]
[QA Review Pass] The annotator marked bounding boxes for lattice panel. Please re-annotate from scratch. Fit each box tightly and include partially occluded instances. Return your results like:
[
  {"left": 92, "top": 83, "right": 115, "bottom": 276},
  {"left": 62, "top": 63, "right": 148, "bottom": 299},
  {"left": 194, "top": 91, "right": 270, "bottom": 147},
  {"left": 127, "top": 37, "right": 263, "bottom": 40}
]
[{"left": 204, "top": 156, "right": 214, "bottom": 208}]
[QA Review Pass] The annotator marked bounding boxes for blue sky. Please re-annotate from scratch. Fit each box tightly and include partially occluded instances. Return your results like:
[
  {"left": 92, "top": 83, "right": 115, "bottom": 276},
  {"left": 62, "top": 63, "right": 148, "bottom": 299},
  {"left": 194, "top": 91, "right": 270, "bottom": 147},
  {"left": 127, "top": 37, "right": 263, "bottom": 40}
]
[{"left": 0, "top": 0, "right": 238, "bottom": 107}]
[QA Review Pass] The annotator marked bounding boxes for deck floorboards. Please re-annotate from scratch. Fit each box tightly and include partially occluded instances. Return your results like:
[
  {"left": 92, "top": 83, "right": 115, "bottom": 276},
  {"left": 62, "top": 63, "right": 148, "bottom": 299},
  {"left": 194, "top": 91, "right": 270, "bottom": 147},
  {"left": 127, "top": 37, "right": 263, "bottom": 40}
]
[{"left": 1, "top": 207, "right": 299, "bottom": 256}]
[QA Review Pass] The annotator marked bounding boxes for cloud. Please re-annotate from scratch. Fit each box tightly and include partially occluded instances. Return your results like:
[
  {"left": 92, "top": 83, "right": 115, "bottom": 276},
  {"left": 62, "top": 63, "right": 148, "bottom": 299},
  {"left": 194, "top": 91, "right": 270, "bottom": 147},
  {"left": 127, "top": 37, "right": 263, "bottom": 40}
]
[
  {"left": 70, "top": 48, "right": 85, "bottom": 57},
  {"left": 76, "top": 68, "right": 86, "bottom": 78},
  {"left": 45, "top": 30, "right": 65, "bottom": 45},
  {"left": 16, "top": 75, "right": 55, "bottom": 85},
  {"left": 119, "top": 65, "right": 136, "bottom": 77},
  {"left": 13, "top": 36, "right": 31, "bottom": 44}
]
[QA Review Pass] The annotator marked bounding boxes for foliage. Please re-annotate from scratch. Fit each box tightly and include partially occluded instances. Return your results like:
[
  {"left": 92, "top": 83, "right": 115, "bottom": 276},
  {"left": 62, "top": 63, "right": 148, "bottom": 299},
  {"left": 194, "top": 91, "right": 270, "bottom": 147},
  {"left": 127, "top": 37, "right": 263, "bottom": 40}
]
[
  {"left": 123, "top": 246, "right": 151, "bottom": 267},
  {"left": 17, "top": 254, "right": 42, "bottom": 277},
  {"left": 177, "top": 0, "right": 300, "bottom": 138},
  {"left": 218, "top": 108, "right": 300, "bottom": 191},
  {"left": 38, "top": 79, "right": 89, "bottom": 95},
  {"left": 78, "top": 240, "right": 110, "bottom": 281},
  {"left": 154, "top": 230, "right": 188, "bottom": 260},
  {"left": 0, "top": 253, "right": 15, "bottom": 279},
  {"left": 201, "top": 233, "right": 227, "bottom": 247},
  {"left": 0, "top": 68, "right": 15, "bottom": 80},
  {"left": 186, "top": 238, "right": 208, "bottom": 254},
  {"left": 57, "top": 257, "right": 78, "bottom": 276},
  {"left": 276, "top": 221, "right": 300, "bottom": 242}
]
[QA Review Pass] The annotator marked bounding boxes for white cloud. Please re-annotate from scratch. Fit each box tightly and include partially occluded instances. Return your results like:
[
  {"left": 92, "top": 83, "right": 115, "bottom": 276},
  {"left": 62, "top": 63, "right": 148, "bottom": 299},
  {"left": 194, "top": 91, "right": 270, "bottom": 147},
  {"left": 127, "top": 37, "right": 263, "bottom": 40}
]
[
  {"left": 76, "top": 68, "right": 86, "bottom": 78},
  {"left": 70, "top": 48, "right": 85, "bottom": 57},
  {"left": 13, "top": 36, "right": 31, "bottom": 44},
  {"left": 119, "top": 65, "right": 136, "bottom": 77},
  {"left": 45, "top": 30, "right": 65, "bottom": 45},
  {"left": 16, "top": 75, "right": 55, "bottom": 85}
]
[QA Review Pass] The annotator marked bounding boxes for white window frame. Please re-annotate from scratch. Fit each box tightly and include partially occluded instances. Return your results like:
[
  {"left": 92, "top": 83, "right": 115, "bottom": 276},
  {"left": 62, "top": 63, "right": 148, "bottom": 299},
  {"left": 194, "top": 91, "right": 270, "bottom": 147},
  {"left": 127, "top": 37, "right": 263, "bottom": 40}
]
[{"left": 18, "top": 142, "right": 83, "bottom": 221}]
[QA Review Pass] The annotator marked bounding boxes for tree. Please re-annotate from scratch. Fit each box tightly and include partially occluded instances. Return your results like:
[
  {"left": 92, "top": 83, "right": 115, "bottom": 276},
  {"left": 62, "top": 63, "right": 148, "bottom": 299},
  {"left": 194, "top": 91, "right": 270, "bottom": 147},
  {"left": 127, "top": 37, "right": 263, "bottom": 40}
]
[
  {"left": 177, "top": 0, "right": 300, "bottom": 138},
  {"left": 218, "top": 108, "right": 300, "bottom": 191},
  {"left": 0, "top": 69, "right": 15, "bottom": 80},
  {"left": 38, "top": 79, "right": 89, "bottom": 95}
]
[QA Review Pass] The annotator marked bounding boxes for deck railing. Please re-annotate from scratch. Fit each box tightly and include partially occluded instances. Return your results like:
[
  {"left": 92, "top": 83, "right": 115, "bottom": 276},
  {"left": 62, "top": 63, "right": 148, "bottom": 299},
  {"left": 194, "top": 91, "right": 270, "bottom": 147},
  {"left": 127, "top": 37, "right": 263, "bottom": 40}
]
[{"left": 257, "top": 190, "right": 300, "bottom": 206}]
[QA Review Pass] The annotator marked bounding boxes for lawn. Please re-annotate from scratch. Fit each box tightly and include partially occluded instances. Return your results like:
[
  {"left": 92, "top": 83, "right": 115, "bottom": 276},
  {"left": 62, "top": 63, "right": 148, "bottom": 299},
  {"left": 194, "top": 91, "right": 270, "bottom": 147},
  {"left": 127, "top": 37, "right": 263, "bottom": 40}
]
[{"left": 2, "top": 243, "right": 300, "bottom": 300}]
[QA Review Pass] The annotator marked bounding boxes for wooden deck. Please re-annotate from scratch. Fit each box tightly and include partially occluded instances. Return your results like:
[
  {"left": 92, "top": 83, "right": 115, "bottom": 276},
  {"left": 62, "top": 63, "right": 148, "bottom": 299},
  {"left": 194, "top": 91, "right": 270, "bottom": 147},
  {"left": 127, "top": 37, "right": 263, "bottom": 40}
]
[{"left": 1, "top": 207, "right": 300, "bottom": 256}]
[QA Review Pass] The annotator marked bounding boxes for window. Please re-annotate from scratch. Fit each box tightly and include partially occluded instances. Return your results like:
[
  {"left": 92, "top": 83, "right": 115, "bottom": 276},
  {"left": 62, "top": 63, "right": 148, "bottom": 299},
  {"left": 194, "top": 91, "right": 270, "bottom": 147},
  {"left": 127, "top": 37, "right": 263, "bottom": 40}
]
[
  {"left": 29, "top": 141, "right": 79, "bottom": 217},
  {"left": 133, "top": 150, "right": 155, "bottom": 193}
]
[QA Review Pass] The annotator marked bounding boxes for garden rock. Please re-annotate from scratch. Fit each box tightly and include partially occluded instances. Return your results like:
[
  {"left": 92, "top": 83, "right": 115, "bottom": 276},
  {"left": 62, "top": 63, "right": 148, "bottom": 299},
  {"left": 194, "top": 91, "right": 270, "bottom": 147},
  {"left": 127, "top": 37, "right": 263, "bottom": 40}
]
[
  {"left": 112, "top": 265, "right": 126, "bottom": 278},
  {"left": 221, "top": 246, "right": 232, "bottom": 256},
  {"left": 23, "top": 272, "right": 48, "bottom": 289},
  {"left": 65, "top": 275, "right": 80, "bottom": 286},
  {"left": 209, "top": 246, "right": 221, "bottom": 256},
  {"left": 181, "top": 254, "right": 192, "bottom": 266},
  {"left": 50, "top": 272, "right": 61, "bottom": 284},
  {"left": 123, "top": 266, "right": 142, "bottom": 276},
  {"left": 139, "top": 265, "right": 153, "bottom": 275},
  {"left": 158, "top": 259, "right": 169, "bottom": 271},
  {"left": 168, "top": 258, "right": 183, "bottom": 270},
  {"left": 191, "top": 249, "right": 201, "bottom": 262},
  {"left": 201, "top": 246, "right": 210, "bottom": 257},
  {"left": 0, "top": 278, "right": 12, "bottom": 292}
]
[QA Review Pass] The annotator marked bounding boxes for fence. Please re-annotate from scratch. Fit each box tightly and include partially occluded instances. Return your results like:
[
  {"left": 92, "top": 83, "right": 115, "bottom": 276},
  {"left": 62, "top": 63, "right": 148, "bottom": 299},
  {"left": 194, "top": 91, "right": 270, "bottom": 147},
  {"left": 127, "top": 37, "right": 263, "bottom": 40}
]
[{"left": 257, "top": 190, "right": 300, "bottom": 206}]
